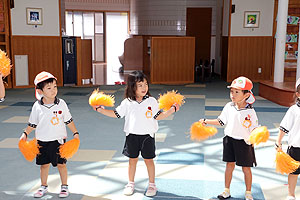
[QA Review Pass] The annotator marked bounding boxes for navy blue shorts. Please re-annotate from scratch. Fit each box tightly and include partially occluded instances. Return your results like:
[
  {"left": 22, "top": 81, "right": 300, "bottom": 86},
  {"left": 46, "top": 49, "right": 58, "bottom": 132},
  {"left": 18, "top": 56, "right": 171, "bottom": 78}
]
[
  {"left": 287, "top": 146, "right": 300, "bottom": 175},
  {"left": 36, "top": 140, "right": 67, "bottom": 167},
  {"left": 223, "top": 136, "right": 256, "bottom": 167},
  {"left": 122, "top": 134, "right": 156, "bottom": 159}
]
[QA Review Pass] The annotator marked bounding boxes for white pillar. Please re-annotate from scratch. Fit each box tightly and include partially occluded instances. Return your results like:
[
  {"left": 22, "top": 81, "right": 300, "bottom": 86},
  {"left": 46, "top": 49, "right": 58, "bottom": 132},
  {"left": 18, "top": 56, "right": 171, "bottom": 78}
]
[
  {"left": 297, "top": 22, "right": 300, "bottom": 81},
  {"left": 274, "top": 0, "right": 289, "bottom": 82}
]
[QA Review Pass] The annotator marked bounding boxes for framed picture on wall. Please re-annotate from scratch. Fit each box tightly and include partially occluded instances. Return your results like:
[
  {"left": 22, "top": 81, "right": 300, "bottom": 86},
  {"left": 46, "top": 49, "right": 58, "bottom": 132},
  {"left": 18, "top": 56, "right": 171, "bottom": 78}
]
[
  {"left": 26, "top": 8, "right": 42, "bottom": 25},
  {"left": 244, "top": 11, "right": 260, "bottom": 28}
]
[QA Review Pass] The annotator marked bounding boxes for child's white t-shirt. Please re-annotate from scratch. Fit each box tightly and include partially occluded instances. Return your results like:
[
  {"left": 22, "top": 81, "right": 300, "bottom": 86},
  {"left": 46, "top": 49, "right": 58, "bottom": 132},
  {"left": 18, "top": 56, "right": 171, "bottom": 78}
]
[
  {"left": 28, "top": 98, "right": 73, "bottom": 142},
  {"left": 280, "top": 104, "right": 300, "bottom": 147},
  {"left": 218, "top": 102, "right": 258, "bottom": 140},
  {"left": 115, "top": 96, "right": 161, "bottom": 138}
]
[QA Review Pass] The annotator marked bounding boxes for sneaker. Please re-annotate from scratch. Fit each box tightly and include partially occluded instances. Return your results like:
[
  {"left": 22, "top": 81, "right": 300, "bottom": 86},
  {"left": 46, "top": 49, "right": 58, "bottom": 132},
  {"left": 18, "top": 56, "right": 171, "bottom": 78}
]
[
  {"left": 217, "top": 188, "right": 231, "bottom": 199},
  {"left": 145, "top": 183, "right": 157, "bottom": 197},
  {"left": 286, "top": 196, "right": 296, "bottom": 200},
  {"left": 59, "top": 185, "right": 69, "bottom": 198},
  {"left": 123, "top": 182, "right": 134, "bottom": 196},
  {"left": 34, "top": 185, "right": 48, "bottom": 198},
  {"left": 245, "top": 191, "right": 254, "bottom": 200}
]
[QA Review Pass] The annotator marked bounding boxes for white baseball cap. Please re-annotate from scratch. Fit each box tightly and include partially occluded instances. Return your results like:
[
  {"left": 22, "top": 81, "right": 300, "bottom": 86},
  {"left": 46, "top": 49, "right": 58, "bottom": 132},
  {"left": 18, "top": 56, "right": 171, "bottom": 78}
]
[
  {"left": 228, "top": 76, "right": 255, "bottom": 104},
  {"left": 34, "top": 71, "right": 57, "bottom": 100}
]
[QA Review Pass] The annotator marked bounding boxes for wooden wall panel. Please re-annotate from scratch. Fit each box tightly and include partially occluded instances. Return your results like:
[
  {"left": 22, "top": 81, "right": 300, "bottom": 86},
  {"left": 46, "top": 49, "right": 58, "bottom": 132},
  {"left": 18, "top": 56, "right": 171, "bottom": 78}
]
[
  {"left": 150, "top": 37, "right": 195, "bottom": 84},
  {"left": 227, "top": 36, "right": 273, "bottom": 82},
  {"left": 76, "top": 38, "right": 92, "bottom": 85},
  {"left": 11, "top": 36, "right": 63, "bottom": 87}
]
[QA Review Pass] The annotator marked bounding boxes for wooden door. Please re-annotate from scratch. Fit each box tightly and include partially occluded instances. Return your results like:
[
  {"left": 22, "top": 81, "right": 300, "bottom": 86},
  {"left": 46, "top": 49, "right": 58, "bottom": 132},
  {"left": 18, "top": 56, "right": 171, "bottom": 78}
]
[{"left": 186, "top": 8, "right": 212, "bottom": 65}]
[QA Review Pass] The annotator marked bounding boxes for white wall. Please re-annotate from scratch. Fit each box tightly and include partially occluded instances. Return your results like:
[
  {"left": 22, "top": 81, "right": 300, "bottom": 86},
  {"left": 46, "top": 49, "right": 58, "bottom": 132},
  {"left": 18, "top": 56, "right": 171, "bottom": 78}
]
[
  {"left": 11, "top": 0, "right": 60, "bottom": 36},
  {"left": 231, "top": 0, "right": 274, "bottom": 36}
]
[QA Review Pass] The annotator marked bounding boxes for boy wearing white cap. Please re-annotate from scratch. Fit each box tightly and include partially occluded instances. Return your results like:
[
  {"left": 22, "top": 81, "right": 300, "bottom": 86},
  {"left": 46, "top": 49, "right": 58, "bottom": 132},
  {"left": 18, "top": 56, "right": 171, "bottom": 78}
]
[
  {"left": 199, "top": 76, "right": 258, "bottom": 200},
  {"left": 0, "top": 72, "right": 5, "bottom": 102},
  {"left": 19, "top": 71, "right": 79, "bottom": 198},
  {"left": 276, "top": 78, "right": 300, "bottom": 200}
]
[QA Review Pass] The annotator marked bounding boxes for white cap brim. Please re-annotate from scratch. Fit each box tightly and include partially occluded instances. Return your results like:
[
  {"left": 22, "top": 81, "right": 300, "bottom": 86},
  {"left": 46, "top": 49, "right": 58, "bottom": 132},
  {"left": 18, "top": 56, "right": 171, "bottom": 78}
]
[
  {"left": 246, "top": 91, "right": 255, "bottom": 104},
  {"left": 296, "top": 78, "right": 300, "bottom": 90},
  {"left": 35, "top": 88, "right": 43, "bottom": 100}
]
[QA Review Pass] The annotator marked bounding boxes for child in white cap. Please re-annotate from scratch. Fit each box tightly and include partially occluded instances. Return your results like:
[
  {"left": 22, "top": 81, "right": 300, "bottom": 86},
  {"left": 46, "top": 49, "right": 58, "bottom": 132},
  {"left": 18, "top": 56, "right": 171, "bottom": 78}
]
[
  {"left": 276, "top": 78, "right": 300, "bottom": 200},
  {"left": 199, "top": 76, "right": 258, "bottom": 200},
  {"left": 19, "top": 71, "right": 79, "bottom": 198}
]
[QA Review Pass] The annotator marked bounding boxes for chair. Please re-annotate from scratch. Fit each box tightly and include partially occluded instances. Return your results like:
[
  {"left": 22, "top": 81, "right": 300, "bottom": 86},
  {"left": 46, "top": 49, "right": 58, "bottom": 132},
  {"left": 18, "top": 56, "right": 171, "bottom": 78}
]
[
  {"left": 201, "top": 59, "right": 215, "bottom": 82},
  {"left": 194, "top": 59, "right": 202, "bottom": 82}
]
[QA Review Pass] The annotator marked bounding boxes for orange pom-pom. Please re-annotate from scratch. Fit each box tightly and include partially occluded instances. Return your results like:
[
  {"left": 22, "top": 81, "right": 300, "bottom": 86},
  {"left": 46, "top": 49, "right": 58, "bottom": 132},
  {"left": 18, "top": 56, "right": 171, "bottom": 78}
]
[
  {"left": 59, "top": 138, "right": 80, "bottom": 159},
  {"left": 158, "top": 90, "right": 185, "bottom": 111},
  {"left": 0, "top": 49, "right": 12, "bottom": 77},
  {"left": 89, "top": 89, "right": 115, "bottom": 107},
  {"left": 18, "top": 138, "right": 39, "bottom": 162},
  {"left": 275, "top": 150, "right": 300, "bottom": 174},
  {"left": 189, "top": 122, "right": 218, "bottom": 141},
  {"left": 249, "top": 126, "right": 270, "bottom": 145}
]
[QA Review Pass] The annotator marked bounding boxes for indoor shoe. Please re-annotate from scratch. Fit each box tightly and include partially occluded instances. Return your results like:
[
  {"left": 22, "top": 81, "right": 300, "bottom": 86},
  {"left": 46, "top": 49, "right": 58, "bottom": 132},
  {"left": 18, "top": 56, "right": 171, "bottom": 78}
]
[
  {"left": 123, "top": 182, "right": 134, "bottom": 196},
  {"left": 34, "top": 185, "right": 48, "bottom": 198},
  {"left": 145, "top": 183, "right": 157, "bottom": 197},
  {"left": 59, "top": 185, "right": 69, "bottom": 198},
  {"left": 217, "top": 188, "right": 231, "bottom": 199}
]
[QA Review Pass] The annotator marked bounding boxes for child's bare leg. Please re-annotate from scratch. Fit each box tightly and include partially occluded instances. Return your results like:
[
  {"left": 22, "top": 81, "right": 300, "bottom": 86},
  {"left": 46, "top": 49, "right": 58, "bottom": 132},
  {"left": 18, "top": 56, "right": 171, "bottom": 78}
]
[
  {"left": 288, "top": 174, "right": 298, "bottom": 197},
  {"left": 144, "top": 159, "right": 155, "bottom": 183},
  {"left": 128, "top": 158, "right": 138, "bottom": 182},
  {"left": 242, "top": 167, "right": 252, "bottom": 191},
  {"left": 225, "top": 162, "right": 235, "bottom": 189},
  {"left": 57, "top": 164, "right": 68, "bottom": 185},
  {"left": 40, "top": 164, "right": 50, "bottom": 186}
]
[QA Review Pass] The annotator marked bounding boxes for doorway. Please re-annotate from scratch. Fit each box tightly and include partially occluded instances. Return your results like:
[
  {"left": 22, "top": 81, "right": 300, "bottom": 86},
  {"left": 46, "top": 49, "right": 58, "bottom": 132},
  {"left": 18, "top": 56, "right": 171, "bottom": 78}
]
[{"left": 105, "top": 12, "right": 128, "bottom": 84}]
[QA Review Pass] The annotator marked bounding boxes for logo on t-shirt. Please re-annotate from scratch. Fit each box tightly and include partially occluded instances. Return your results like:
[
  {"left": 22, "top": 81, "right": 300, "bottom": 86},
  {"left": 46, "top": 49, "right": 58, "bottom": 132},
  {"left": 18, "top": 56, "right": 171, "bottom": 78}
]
[
  {"left": 242, "top": 114, "right": 252, "bottom": 128},
  {"left": 145, "top": 106, "right": 153, "bottom": 118},
  {"left": 51, "top": 111, "right": 60, "bottom": 126}
]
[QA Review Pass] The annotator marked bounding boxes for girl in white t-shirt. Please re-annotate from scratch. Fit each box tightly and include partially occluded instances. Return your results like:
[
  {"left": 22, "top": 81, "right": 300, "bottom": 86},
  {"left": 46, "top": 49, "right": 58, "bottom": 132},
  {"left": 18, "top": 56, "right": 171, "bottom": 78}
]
[
  {"left": 276, "top": 78, "right": 300, "bottom": 200},
  {"left": 199, "top": 76, "right": 258, "bottom": 200},
  {"left": 93, "top": 71, "right": 179, "bottom": 197},
  {"left": 0, "top": 73, "right": 5, "bottom": 102}
]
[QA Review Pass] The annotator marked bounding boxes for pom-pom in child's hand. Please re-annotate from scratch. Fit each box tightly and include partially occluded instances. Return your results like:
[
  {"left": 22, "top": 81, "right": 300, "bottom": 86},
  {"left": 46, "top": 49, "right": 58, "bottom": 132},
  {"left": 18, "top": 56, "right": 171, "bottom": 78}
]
[
  {"left": 248, "top": 126, "right": 270, "bottom": 145},
  {"left": 0, "top": 50, "right": 12, "bottom": 77},
  {"left": 18, "top": 138, "right": 40, "bottom": 162},
  {"left": 158, "top": 90, "right": 185, "bottom": 112},
  {"left": 89, "top": 89, "right": 115, "bottom": 107},
  {"left": 59, "top": 138, "right": 80, "bottom": 159},
  {"left": 275, "top": 150, "right": 300, "bottom": 174},
  {"left": 189, "top": 121, "right": 218, "bottom": 141}
]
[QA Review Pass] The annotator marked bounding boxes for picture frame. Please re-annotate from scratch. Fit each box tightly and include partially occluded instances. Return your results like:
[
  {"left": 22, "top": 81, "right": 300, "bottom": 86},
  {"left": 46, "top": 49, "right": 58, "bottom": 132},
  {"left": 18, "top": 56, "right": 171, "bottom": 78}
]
[
  {"left": 244, "top": 11, "right": 260, "bottom": 28},
  {"left": 26, "top": 8, "right": 42, "bottom": 25}
]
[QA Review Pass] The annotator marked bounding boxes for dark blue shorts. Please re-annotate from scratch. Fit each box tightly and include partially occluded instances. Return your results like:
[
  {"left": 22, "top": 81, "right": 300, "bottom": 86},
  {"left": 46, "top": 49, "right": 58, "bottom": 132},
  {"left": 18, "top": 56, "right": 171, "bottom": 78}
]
[
  {"left": 287, "top": 146, "right": 300, "bottom": 175},
  {"left": 223, "top": 135, "right": 256, "bottom": 167},
  {"left": 36, "top": 140, "right": 67, "bottom": 167},
  {"left": 122, "top": 134, "right": 156, "bottom": 159}
]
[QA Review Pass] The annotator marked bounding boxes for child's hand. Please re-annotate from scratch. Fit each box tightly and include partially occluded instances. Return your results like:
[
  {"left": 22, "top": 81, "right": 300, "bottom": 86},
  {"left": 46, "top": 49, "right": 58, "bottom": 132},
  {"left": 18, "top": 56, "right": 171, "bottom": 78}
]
[
  {"left": 199, "top": 118, "right": 207, "bottom": 126},
  {"left": 171, "top": 103, "right": 180, "bottom": 113},
  {"left": 275, "top": 142, "right": 282, "bottom": 151},
  {"left": 93, "top": 105, "right": 104, "bottom": 112},
  {"left": 73, "top": 133, "right": 79, "bottom": 140},
  {"left": 19, "top": 132, "right": 27, "bottom": 141}
]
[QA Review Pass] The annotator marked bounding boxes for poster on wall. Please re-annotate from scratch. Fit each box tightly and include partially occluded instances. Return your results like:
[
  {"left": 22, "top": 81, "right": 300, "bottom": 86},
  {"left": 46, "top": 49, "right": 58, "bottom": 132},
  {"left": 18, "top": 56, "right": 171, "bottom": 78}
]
[
  {"left": 26, "top": 8, "right": 42, "bottom": 25},
  {"left": 244, "top": 11, "right": 260, "bottom": 28}
]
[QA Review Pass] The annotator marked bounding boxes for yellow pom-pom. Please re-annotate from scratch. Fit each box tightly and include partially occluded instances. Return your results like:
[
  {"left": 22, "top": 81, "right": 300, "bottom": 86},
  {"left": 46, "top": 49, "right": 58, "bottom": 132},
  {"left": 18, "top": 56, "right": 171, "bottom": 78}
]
[
  {"left": 158, "top": 90, "right": 185, "bottom": 111},
  {"left": 89, "top": 89, "right": 115, "bottom": 107},
  {"left": 59, "top": 138, "right": 80, "bottom": 159},
  {"left": 189, "top": 122, "right": 218, "bottom": 141},
  {"left": 18, "top": 138, "right": 39, "bottom": 162},
  {"left": 275, "top": 150, "right": 300, "bottom": 174},
  {"left": 0, "top": 49, "right": 12, "bottom": 77},
  {"left": 249, "top": 126, "right": 270, "bottom": 145}
]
